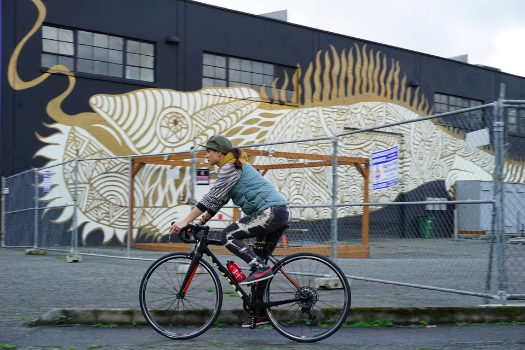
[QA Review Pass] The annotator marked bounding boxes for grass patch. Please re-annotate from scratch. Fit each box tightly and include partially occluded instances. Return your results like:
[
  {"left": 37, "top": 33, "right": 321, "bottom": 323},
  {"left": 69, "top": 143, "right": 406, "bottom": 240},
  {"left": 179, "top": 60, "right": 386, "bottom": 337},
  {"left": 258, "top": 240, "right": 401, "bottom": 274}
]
[
  {"left": 223, "top": 290, "right": 235, "bottom": 295},
  {"left": 207, "top": 288, "right": 215, "bottom": 292},
  {"left": 342, "top": 319, "right": 431, "bottom": 328},
  {"left": 213, "top": 321, "right": 227, "bottom": 330},
  {"left": 87, "top": 346, "right": 103, "bottom": 349},
  {"left": 0, "top": 345, "right": 17, "bottom": 349},
  {"left": 55, "top": 315, "right": 71, "bottom": 325},
  {"left": 455, "top": 320, "right": 525, "bottom": 326},
  {"left": 343, "top": 319, "right": 395, "bottom": 328},
  {"left": 92, "top": 323, "right": 118, "bottom": 328}
]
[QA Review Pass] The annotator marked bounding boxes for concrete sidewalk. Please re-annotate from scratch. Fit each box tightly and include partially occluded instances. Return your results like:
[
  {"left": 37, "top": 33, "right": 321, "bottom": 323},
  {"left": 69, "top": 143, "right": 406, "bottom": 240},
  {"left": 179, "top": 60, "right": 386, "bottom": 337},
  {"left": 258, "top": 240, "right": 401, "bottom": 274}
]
[{"left": 1, "top": 247, "right": 524, "bottom": 327}]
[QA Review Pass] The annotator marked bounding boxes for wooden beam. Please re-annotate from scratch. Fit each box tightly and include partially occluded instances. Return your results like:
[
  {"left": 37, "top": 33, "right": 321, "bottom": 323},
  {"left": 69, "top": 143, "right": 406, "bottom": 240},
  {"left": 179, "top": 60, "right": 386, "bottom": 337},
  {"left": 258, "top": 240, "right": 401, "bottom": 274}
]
[
  {"left": 244, "top": 149, "right": 366, "bottom": 163},
  {"left": 139, "top": 160, "right": 192, "bottom": 167},
  {"left": 253, "top": 160, "right": 357, "bottom": 170},
  {"left": 132, "top": 162, "right": 146, "bottom": 177},
  {"left": 133, "top": 150, "right": 367, "bottom": 164},
  {"left": 354, "top": 163, "right": 366, "bottom": 178},
  {"left": 129, "top": 172, "right": 135, "bottom": 244},
  {"left": 130, "top": 242, "right": 370, "bottom": 258},
  {"left": 132, "top": 152, "right": 207, "bottom": 164},
  {"left": 362, "top": 162, "right": 370, "bottom": 247}
]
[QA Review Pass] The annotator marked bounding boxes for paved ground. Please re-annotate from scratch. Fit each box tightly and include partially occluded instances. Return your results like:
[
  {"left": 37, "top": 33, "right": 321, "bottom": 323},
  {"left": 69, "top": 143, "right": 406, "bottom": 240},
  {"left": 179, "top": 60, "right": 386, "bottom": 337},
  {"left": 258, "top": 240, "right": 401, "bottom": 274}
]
[
  {"left": 1, "top": 246, "right": 525, "bottom": 349},
  {"left": 1, "top": 320, "right": 524, "bottom": 350},
  {"left": 2, "top": 246, "right": 518, "bottom": 324}
]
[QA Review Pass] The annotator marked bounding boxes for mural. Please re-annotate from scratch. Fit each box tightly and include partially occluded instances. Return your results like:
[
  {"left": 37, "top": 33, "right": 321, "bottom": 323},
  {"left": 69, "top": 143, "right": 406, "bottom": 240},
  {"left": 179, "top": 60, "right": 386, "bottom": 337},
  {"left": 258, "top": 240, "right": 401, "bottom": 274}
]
[{"left": 8, "top": 0, "right": 525, "bottom": 244}]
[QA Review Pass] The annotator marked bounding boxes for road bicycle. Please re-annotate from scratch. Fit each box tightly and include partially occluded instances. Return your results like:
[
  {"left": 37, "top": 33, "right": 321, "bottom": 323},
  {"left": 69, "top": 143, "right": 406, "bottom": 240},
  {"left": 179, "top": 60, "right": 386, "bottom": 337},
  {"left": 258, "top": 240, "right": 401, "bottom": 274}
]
[{"left": 139, "top": 223, "right": 351, "bottom": 342}]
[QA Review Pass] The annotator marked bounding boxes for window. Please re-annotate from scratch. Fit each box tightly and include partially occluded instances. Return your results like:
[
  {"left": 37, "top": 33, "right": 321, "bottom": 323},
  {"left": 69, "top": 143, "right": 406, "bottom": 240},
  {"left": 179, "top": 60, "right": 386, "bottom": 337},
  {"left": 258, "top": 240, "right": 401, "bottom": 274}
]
[
  {"left": 77, "top": 31, "right": 124, "bottom": 78},
  {"left": 41, "top": 26, "right": 74, "bottom": 71},
  {"left": 125, "top": 40, "right": 155, "bottom": 82},
  {"left": 202, "top": 53, "right": 296, "bottom": 103},
  {"left": 42, "top": 25, "right": 154, "bottom": 82},
  {"left": 434, "top": 93, "right": 484, "bottom": 130},
  {"left": 508, "top": 108, "right": 525, "bottom": 135}
]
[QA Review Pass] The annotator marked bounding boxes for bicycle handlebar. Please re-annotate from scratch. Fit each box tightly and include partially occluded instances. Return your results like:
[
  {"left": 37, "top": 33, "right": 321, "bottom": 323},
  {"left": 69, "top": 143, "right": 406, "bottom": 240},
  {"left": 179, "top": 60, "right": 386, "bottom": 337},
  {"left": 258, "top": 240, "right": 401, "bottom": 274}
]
[{"left": 170, "top": 223, "right": 211, "bottom": 244}]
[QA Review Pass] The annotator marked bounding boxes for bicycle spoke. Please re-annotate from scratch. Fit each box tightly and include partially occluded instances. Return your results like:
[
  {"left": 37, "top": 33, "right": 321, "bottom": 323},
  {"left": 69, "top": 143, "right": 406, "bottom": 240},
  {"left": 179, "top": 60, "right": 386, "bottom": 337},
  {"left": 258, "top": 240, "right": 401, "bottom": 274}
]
[
  {"left": 264, "top": 253, "right": 351, "bottom": 342},
  {"left": 139, "top": 253, "right": 222, "bottom": 340}
]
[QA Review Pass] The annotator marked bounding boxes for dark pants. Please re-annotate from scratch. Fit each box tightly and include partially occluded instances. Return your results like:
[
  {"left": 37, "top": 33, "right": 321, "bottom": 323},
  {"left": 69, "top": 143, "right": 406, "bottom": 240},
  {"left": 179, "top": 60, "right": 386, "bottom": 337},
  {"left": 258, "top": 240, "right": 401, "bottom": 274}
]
[{"left": 220, "top": 205, "right": 292, "bottom": 267}]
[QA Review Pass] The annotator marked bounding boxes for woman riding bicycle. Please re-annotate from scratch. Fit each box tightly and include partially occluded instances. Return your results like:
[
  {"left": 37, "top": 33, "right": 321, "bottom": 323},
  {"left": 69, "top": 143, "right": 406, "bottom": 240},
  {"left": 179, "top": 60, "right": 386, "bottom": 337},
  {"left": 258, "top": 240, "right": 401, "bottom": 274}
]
[{"left": 170, "top": 135, "right": 292, "bottom": 287}]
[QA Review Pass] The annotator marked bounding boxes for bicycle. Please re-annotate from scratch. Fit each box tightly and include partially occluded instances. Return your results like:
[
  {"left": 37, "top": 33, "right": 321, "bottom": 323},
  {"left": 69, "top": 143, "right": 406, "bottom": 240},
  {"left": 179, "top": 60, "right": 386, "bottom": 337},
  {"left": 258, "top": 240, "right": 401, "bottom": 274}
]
[{"left": 139, "top": 223, "right": 351, "bottom": 342}]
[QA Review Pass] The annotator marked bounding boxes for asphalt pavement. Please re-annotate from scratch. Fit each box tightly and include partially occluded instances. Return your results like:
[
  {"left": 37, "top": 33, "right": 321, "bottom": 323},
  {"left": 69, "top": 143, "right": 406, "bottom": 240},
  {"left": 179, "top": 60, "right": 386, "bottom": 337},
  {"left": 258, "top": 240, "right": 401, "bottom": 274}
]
[
  {"left": 1, "top": 246, "right": 525, "bottom": 350},
  {"left": 1, "top": 320, "right": 525, "bottom": 350}
]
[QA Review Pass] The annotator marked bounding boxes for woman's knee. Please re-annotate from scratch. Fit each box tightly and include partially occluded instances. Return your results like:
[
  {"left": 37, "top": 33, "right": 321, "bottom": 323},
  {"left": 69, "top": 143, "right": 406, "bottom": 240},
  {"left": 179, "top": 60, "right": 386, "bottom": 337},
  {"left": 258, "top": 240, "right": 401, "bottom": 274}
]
[{"left": 220, "top": 232, "right": 229, "bottom": 246}]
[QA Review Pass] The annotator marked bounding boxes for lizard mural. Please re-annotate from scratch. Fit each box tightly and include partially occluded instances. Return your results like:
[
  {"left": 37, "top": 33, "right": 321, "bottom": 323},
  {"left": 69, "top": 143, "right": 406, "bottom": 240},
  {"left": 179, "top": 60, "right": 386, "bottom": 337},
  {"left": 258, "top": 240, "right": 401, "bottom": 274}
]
[{"left": 8, "top": 0, "right": 525, "bottom": 244}]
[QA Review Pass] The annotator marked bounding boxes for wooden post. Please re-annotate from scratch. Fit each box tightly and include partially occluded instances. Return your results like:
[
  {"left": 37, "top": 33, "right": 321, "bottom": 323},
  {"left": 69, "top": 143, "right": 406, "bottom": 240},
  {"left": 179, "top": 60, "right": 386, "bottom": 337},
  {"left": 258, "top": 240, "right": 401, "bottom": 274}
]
[
  {"left": 362, "top": 162, "right": 370, "bottom": 247},
  {"left": 233, "top": 207, "right": 240, "bottom": 222},
  {"left": 129, "top": 168, "right": 135, "bottom": 244}
]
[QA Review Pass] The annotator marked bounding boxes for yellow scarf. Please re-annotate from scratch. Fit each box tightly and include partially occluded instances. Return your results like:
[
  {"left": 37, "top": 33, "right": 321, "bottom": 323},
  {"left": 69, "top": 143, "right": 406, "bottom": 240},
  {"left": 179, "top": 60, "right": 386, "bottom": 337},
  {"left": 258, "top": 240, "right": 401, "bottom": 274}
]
[{"left": 219, "top": 150, "right": 248, "bottom": 169}]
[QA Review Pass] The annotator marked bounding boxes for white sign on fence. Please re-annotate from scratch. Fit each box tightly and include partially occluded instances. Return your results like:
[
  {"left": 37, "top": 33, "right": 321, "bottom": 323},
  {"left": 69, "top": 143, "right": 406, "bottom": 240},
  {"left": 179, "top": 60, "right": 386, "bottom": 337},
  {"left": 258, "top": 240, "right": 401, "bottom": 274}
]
[
  {"left": 371, "top": 145, "right": 399, "bottom": 190},
  {"left": 43, "top": 170, "right": 52, "bottom": 192}
]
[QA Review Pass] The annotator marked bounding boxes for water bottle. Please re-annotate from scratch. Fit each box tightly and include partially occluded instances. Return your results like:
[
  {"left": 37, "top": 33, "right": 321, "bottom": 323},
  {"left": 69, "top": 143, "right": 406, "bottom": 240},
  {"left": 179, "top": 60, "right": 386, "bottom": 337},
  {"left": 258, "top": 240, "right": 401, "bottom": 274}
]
[{"left": 226, "top": 260, "right": 246, "bottom": 282}]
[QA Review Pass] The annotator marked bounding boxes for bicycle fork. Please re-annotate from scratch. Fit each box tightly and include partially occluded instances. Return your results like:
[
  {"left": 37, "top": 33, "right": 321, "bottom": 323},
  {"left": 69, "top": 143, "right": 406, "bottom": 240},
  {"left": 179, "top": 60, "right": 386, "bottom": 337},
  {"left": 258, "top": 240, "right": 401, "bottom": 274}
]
[{"left": 176, "top": 251, "right": 203, "bottom": 299}]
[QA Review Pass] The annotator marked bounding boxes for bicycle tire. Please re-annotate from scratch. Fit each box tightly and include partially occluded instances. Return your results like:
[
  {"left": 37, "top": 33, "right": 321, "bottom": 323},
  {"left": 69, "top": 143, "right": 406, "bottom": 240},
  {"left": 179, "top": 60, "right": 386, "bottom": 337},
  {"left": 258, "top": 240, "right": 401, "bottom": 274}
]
[
  {"left": 139, "top": 252, "right": 223, "bottom": 340},
  {"left": 263, "top": 253, "right": 351, "bottom": 342}
]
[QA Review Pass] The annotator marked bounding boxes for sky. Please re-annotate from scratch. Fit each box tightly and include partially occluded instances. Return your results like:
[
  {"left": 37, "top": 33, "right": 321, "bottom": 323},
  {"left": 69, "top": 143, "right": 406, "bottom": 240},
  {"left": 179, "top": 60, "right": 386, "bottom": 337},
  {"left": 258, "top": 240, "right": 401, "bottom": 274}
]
[{"left": 197, "top": 0, "right": 525, "bottom": 77}]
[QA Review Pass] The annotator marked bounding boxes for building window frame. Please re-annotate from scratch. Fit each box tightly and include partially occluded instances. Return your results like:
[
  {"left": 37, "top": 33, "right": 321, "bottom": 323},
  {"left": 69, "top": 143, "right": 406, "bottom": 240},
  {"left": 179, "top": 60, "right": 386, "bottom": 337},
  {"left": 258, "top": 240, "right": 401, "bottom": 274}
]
[
  {"left": 202, "top": 52, "right": 297, "bottom": 103},
  {"left": 41, "top": 24, "right": 155, "bottom": 83},
  {"left": 434, "top": 93, "right": 484, "bottom": 131},
  {"left": 507, "top": 108, "right": 525, "bottom": 136}
]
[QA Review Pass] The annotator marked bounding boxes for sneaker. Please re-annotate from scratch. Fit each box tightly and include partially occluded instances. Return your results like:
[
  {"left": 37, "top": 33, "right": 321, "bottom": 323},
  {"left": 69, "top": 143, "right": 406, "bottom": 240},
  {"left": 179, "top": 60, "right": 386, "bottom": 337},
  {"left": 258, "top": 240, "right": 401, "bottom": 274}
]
[
  {"left": 240, "top": 266, "right": 274, "bottom": 285},
  {"left": 242, "top": 317, "right": 269, "bottom": 328}
]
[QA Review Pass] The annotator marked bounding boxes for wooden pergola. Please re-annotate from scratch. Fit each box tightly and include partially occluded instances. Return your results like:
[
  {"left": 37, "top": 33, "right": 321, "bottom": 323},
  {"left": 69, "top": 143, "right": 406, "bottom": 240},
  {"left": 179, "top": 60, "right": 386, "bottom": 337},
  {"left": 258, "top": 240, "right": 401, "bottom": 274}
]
[{"left": 129, "top": 149, "right": 371, "bottom": 258}]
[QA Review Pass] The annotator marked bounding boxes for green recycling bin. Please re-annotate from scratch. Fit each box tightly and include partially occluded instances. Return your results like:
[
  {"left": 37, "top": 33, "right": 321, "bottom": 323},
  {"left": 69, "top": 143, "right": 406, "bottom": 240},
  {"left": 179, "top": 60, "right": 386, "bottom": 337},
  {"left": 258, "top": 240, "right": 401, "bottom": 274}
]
[{"left": 417, "top": 216, "right": 435, "bottom": 239}]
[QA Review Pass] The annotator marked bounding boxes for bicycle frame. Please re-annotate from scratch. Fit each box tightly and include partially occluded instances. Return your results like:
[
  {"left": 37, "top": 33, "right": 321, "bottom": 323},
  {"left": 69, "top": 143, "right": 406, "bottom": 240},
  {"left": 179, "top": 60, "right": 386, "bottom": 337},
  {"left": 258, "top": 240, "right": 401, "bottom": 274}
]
[{"left": 176, "top": 226, "right": 305, "bottom": 311}]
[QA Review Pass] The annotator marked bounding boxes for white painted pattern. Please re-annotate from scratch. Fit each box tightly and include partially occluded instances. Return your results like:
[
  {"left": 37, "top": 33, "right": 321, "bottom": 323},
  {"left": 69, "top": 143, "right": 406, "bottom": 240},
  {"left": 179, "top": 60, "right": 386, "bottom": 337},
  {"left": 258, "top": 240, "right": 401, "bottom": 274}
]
[{"left": 36, "top": 88, "right": 525, "bottom": 243}]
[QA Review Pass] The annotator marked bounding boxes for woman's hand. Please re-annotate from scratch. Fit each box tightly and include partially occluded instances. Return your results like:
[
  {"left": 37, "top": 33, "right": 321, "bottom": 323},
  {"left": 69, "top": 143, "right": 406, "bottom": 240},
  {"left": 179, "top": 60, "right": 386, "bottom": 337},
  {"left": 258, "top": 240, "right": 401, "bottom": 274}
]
[{"left": 169, "top": 220, "right": 190, "bottom": 235}]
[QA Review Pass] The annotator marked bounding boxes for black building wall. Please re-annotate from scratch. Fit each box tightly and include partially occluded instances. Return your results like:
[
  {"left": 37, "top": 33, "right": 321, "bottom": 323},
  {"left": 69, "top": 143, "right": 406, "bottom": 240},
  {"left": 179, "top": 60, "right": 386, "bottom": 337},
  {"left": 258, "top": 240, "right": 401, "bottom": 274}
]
[{"left": 3, "top": 0, "right": 525, "bottom": 175}]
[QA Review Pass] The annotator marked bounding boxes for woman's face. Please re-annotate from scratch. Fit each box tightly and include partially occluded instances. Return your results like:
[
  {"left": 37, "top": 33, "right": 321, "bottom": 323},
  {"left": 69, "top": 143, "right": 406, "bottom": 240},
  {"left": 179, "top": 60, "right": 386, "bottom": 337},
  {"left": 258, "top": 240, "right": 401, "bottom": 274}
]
[{"left": 205, "top": 148, "right": 223, "bottom": 166}]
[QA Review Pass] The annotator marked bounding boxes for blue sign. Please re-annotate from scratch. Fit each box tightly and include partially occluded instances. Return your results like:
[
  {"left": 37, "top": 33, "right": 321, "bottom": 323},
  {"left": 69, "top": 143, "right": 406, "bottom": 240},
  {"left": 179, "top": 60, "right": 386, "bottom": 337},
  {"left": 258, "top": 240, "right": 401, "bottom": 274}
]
[{"left": 371, "top": 145, "right": 399, "bottom": 190}]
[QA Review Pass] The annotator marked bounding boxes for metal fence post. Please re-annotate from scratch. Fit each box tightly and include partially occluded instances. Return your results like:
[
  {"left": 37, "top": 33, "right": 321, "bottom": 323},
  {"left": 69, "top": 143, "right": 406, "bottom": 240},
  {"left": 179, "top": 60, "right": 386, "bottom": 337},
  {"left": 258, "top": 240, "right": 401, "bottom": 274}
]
[
  {"left": 191, "top": 139, "right": 197, "bottom": 210},
  {"left": 330, "top": 136, "right": 339, "bottom": 263},
  {"left": 1, "top": 177, "right": 6, "bottom": 247},
  {"left": 484, "top": 201, "right": 497, "bottom": 304},
  {"left": 71, "top": 158, "right": 79, "bottom": 255},
  {"left": 493, "top": 84, "right": 508, "bottom": 303},
  {"left": 128, "top": 156, "right": 132, "bottom": 258},
  {"left": 34, "top": 169, "right": 39, "bottom": 249}
]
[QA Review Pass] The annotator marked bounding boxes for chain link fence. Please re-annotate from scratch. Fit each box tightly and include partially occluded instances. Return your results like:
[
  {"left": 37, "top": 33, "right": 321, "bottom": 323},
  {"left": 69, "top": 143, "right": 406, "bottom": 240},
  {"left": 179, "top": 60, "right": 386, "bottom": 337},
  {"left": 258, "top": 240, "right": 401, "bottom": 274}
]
[
  {"left": 2, "top": 86, "right": 524, "bottom": 303},
  {"left": 501, "top": 100, "right": 525, "bottom": 300}
]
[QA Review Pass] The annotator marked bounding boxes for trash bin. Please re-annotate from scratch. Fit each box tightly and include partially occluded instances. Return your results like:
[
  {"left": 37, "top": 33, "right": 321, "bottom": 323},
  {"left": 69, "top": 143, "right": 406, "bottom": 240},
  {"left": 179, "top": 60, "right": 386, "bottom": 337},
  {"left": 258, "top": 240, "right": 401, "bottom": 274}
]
[{"left": 417, "top": 216, "right": 435, "bottom": 239}]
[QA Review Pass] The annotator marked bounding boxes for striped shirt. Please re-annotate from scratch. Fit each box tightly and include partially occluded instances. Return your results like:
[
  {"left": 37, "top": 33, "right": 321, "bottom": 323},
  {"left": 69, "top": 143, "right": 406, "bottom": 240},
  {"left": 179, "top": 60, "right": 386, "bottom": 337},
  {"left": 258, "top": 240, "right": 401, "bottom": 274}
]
[{"left": 196, "top": 163, "right": 242, "bottom": 216}]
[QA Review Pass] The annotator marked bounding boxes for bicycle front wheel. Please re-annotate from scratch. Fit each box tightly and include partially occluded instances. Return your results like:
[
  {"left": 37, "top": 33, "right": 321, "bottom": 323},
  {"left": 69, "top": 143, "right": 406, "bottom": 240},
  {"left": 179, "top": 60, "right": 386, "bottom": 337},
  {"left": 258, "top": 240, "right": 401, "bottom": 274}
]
[
  {"left": 139, "top": 252, "right": 223, "bottom": 340},
  {"left": 264, "top": 253, "right": 351, "bottom": 342}
]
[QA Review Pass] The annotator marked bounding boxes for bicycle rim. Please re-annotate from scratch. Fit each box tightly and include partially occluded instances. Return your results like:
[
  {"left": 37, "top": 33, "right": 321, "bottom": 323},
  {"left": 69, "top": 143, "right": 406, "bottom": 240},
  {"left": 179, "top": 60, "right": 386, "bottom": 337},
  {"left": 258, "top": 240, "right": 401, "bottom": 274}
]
[
  {"left": 264, "top": 253, "right": 351, "bottom": 342},
  {"left": 139, "top": 253, "right": 223, "bottom": 340}
]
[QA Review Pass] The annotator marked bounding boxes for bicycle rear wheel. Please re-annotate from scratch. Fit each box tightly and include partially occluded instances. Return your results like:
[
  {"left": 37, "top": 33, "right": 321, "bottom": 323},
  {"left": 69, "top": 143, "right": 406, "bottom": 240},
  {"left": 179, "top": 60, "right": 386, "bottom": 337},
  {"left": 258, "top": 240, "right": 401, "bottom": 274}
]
[
  {"left": 263, "top": 253, "right": 351, "bottom": 342},
  {"left": 139, "top": 252, "right": 223, "bottom": 340}
]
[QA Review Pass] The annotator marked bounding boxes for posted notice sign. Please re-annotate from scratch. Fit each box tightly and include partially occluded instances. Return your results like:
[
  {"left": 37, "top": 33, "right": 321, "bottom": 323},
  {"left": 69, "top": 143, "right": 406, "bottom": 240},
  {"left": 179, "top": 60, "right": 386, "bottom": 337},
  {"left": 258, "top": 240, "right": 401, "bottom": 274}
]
[
  {"left": 196, "top": 169, "right": 210, "bottom": 185},
  {"left": 371, "top": 145, "right": 399, "bottom": 190}
]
